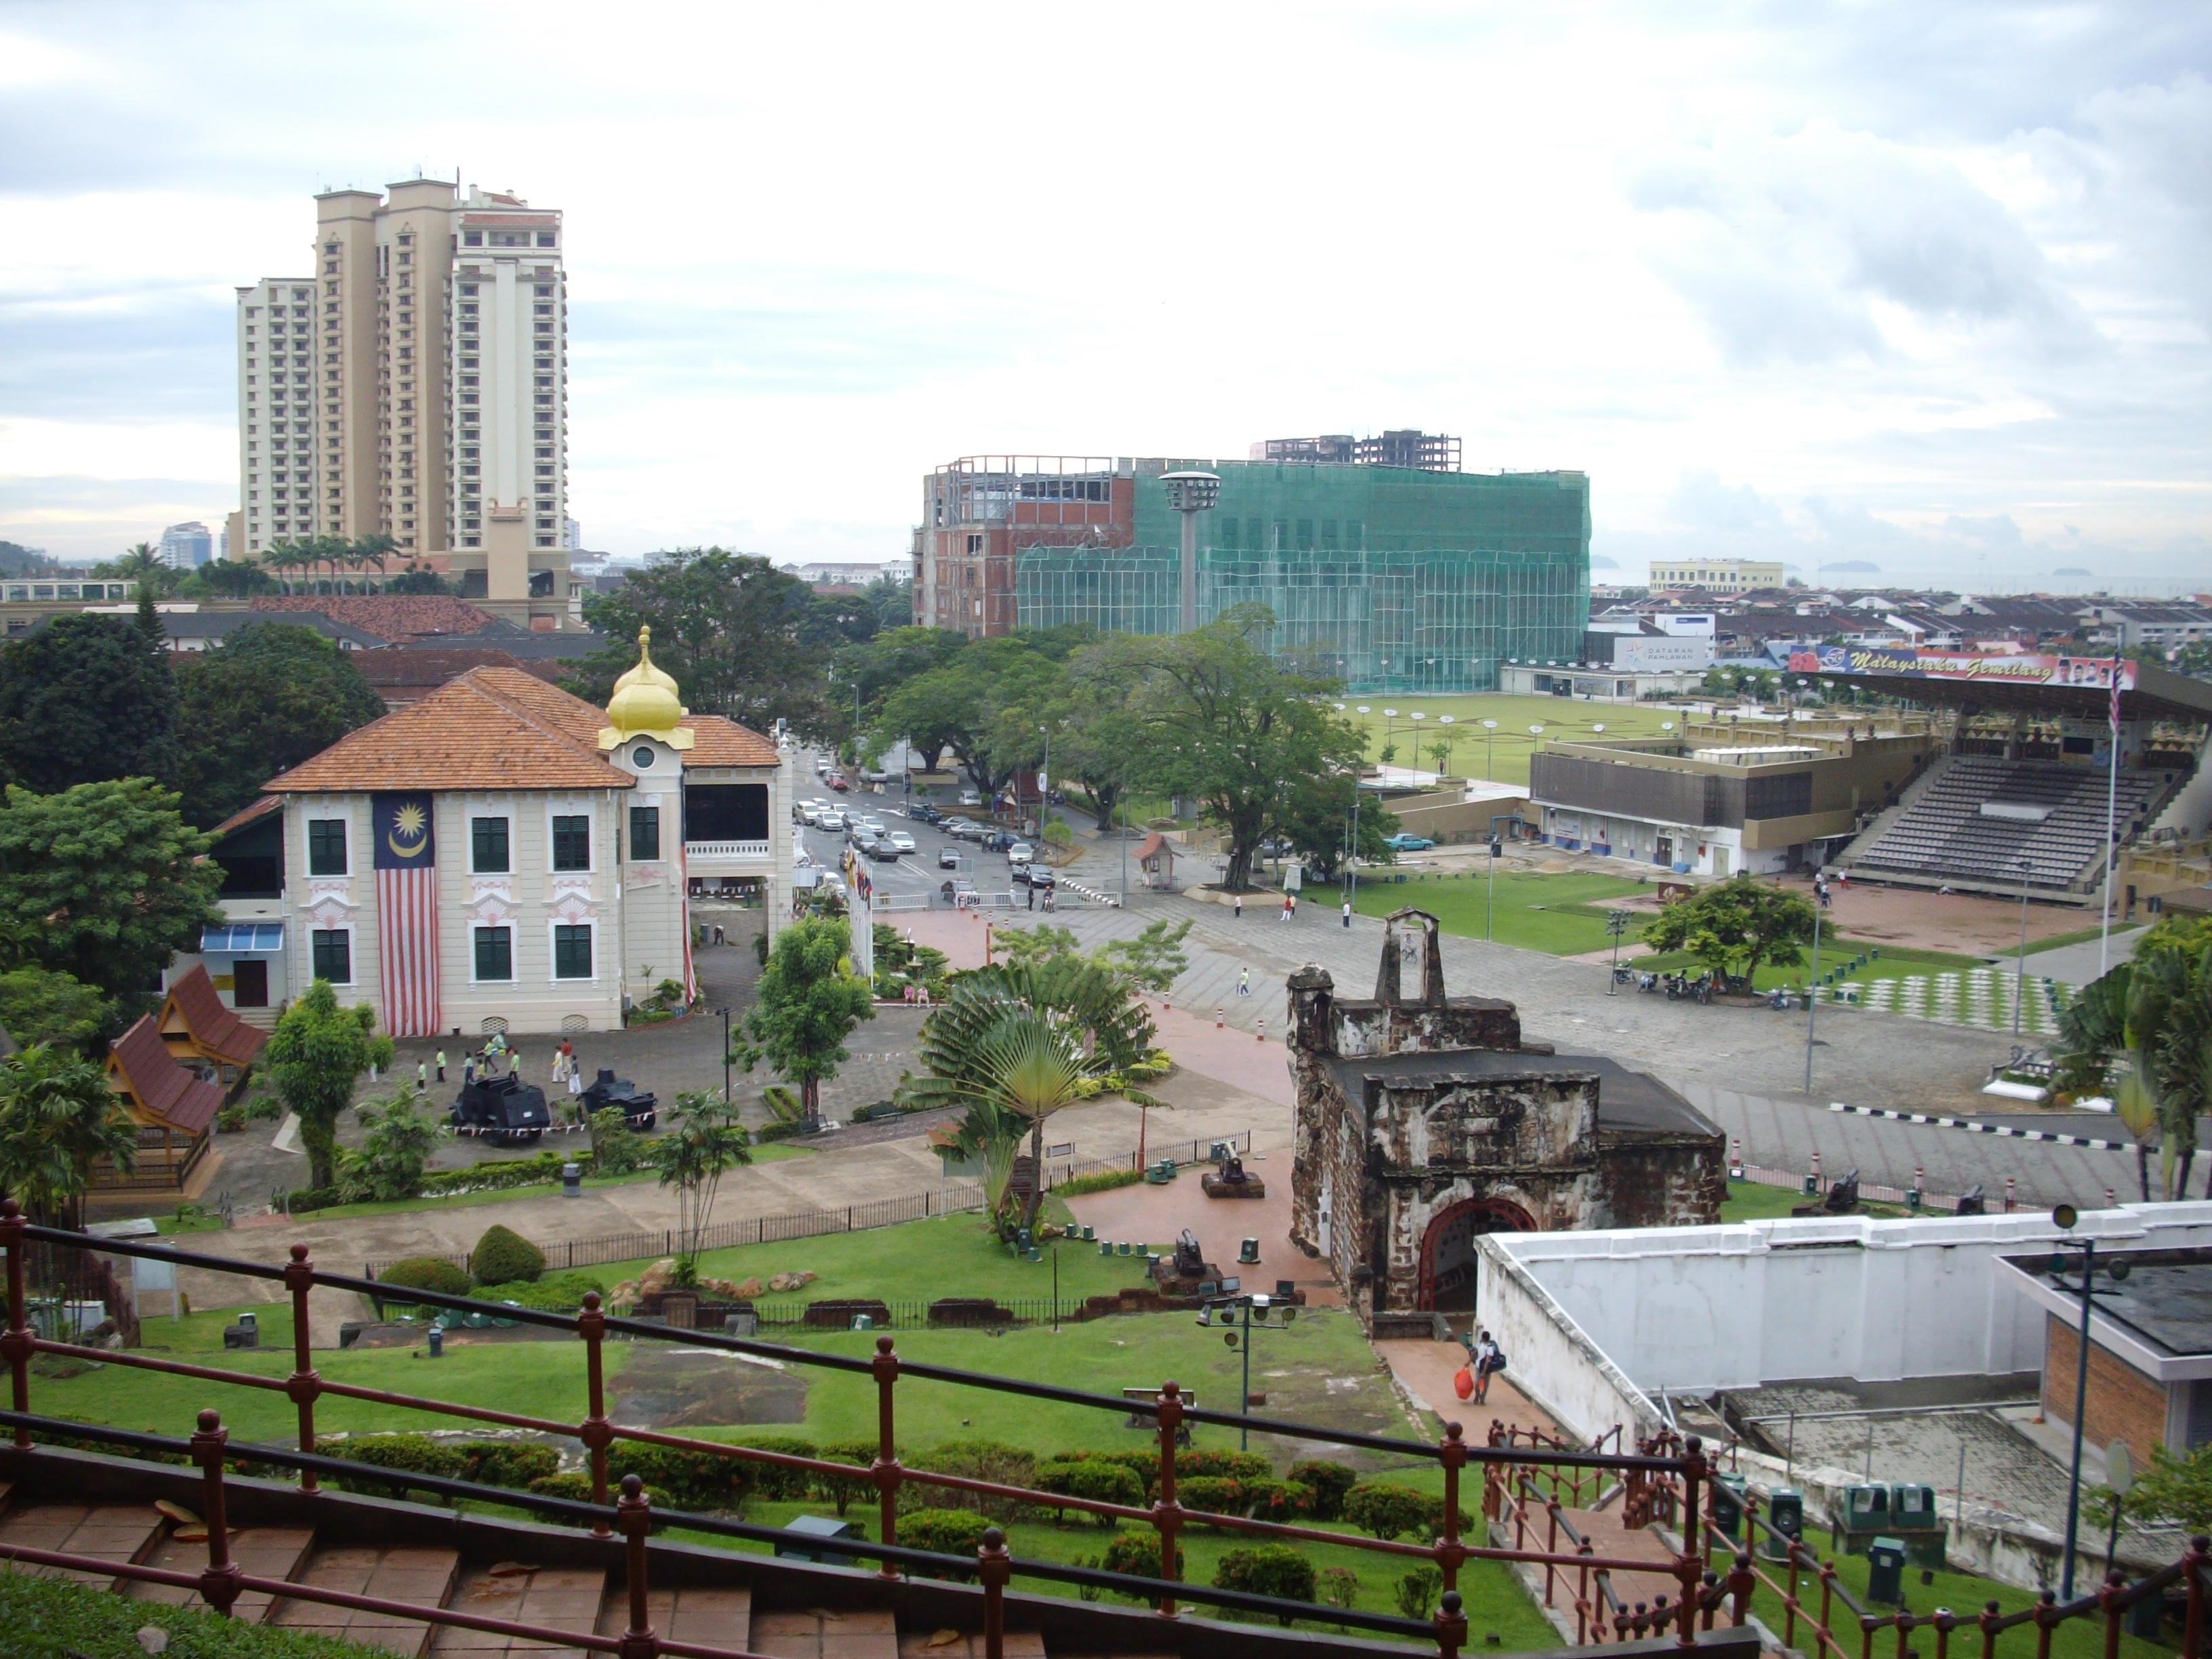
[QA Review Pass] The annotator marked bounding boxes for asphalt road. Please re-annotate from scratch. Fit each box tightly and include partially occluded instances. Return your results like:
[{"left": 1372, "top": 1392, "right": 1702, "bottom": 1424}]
[{"left": 794, "top": 754, "right": 1034, "bottom": 910}]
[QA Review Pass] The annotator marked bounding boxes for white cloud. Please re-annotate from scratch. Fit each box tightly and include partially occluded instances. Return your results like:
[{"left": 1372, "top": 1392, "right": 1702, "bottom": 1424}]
[{"left": 0, "top": 1, "right": 2205, "bottom": 581}]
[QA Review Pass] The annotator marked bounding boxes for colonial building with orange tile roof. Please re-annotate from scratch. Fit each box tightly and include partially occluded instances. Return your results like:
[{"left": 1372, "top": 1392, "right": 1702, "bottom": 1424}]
[{"left": 184, "top": 631, "right": 792, "bottom": 1036}]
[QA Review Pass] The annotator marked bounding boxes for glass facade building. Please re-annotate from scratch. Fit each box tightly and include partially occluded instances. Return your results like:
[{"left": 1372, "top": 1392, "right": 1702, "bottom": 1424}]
[{"left": 1012, "top": 462, "right": 1591, "bottom": 693}]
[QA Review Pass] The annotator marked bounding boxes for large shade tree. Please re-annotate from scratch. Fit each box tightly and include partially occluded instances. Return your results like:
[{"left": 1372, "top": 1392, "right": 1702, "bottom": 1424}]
[
  {"left": 731, "top": 915, "right": 874, "bottom": 1130},
  {"left": 1639, "top": 874, "right": 1817, "bottom": 985},
  {"left": 0, "top": 777, "right": 222, "bottom": 1004},
  {"left": 0, "top": 613, "right": 180, "bottom": 793},
  {"left": 174, "top": 622, "right": 386, "bottom": 828}
]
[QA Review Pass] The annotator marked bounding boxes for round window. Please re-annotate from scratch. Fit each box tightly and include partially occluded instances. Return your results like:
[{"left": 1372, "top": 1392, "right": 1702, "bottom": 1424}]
[{"left": 631, "top": 745, "right": 655, "bottom": 769}]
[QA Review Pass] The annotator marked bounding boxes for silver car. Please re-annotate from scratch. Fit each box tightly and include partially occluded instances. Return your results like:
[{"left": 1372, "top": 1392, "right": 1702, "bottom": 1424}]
[{"left": 888, "top": 831, "right": 916, "bottom": 853}]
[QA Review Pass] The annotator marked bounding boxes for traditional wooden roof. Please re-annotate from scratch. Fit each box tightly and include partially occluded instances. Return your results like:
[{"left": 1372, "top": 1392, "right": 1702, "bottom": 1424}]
[
  {"left": 105, "top": 1015, "right": 224, "bottom": 1135},
  {"left": 263, "top": 668, "right": 631, "bottom": 793},
  {"left": 353, "top": 647, "right": 562, "bottom": 705},
  {"left": 262, "top": 665, "right": 782, "bottom": 794},
  {"left": 208, "top": 794, "right": 282, "bottom": 841},
  {"left": 1134, "top": 832, "right": 1171, "bottom": 863},
  {"left": 159, "top": 963, "right": 268, "bottom": 1069}
]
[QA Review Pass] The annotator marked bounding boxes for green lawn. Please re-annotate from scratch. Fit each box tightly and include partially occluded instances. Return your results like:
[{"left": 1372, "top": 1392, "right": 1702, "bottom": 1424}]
[
  {"left": 1353, "top": 869, "right": 1657, "bottom": 954},
  {"left": 1339, "top": 694, "right": 1687, "bottom": 786},
  {"left": 262, "top": 1143, "right": 813, "bottom": 1225},
  {"left": 0, "top": 1570, "right": 388, "bottom": 1657},
  {"left": 1635, "top": 936, "right": 1986, "bottom": 995},
  {"left": 1726, "top": 1534, "right": 2170, "bottom": 1659}
]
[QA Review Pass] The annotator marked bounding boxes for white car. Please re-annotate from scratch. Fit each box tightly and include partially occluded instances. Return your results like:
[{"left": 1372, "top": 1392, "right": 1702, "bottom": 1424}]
[
  {"left": 959, "top": 789, "right": 982, "bottom": 806},
  {"left": 1007, "top": 842, "right": 1035, "bottom": 866},
  {"left": 817, "top": 809, "right": 846, "bottom": 831},
  {"left": 886, "top": 831, "right": 916, "bottom": 853},
  {"left": 857, "top": 817, "right": 887, "bottom": 836}
]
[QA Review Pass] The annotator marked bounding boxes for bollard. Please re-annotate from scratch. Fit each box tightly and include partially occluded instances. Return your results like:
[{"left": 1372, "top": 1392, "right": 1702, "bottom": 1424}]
[
  {"left": 2004, "top": 1176, "right": 2015, "bottom": 1213},
  {"left": 1216, "top": 1007, "right": 1223, "bottom": 1027},
  {"left": 2106, "top": 1187, "right": 2116, "bottom": 1209},
  {"left": 1255, "top": 1019, "right": 1265, "bottom": 1043}
]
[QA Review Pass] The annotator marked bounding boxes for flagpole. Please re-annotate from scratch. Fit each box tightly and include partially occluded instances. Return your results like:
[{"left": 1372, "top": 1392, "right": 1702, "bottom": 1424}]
[{"left": 2099, "top": 661, "right": 2122, "bottom": 977}]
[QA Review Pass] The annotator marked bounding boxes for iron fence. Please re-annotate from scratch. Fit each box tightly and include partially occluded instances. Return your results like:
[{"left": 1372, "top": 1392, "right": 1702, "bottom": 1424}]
[{"left": 7, "top": 1207, "right": 1706, "bottom": 1656}]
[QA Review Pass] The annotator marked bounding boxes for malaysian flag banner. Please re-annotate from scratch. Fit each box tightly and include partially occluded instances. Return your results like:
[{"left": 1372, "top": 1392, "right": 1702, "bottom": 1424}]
[{"left": 373, "top": 792, "right": 441, "bottom": 1037}]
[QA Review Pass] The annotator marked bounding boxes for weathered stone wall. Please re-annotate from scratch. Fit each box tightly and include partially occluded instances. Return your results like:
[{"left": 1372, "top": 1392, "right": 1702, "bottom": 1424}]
[{"left": 1589, "top": 1133, "right": 1727, "bottom": 1229}]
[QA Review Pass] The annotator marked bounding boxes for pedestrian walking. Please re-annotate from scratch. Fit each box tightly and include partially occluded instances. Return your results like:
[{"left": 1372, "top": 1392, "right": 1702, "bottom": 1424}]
[
  {"left": 1288, "top": 892, "right": 1298, "bottom": 921},
  {"left": 1472, "top": 1329, "right": 1500, "bottom": 1404},
  {"left": 713, "top": 923, "right": 725, "bottom": 945},
  {"left": 463, "top": 1052, "right": 477, "bottom": 1086},
  {"left": 1234, "top": 893, "right": 1243, "bottom": 920},
  {"left": 559, "top": 1036, "right": 575, "bottom": 1078},
  {"left": 1342, "top": 898, "right": 1352, "bottom": 928},
  {"left": 1281, "top": 893, "right": 1293, "bottom": 922},
  {"left": 435, "top": 1048, "right": 447, "bottom": 1083},
  {"left": 416, "top": 1059, "right": 428, "bottom": 1090},
  {"left": 510, "top": 1047, "right": 523, "bottom": 1080},
  {"left": 1238, "top": 967, "right": 1251, "bottom": 998}
]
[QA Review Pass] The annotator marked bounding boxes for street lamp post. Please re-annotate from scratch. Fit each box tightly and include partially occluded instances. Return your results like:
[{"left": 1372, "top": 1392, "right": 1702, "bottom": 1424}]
[
  {"left": 2014, "top": 857, "right": 2032, "bottom": 1037},
  {"left": 719, "top": 1006, "right": 732, "bottom": 1105},
  {"left": 1605, "top": 910, "right": 1631, "bottom": 995},
  {"left": 1481, "top": 718, "right": 1498, "bottom": 781},
  {"left": 1803, "top": 895, "right": 1823, "bottom": 1094},
  {"left": 1161, "top": 471, "right": 1221, "bottom": 635},
  {"left": 2047, "top": 1206, "right": 2133, "bottom": 1600},
  {"left": 1199, "top": 1294, "right": 1298, "bottom": 1450}
]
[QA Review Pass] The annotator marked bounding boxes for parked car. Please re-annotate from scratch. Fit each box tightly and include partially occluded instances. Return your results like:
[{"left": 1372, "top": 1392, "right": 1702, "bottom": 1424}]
[
  {"left": 981, "top": 830, "right": 1016, "bottom": 853},
  {"left": 887, "top": 832, "right": 916, "bottom": 853},
  {"left": 946, "top": 819, "right": 983, "bottom": 840},
  {"left": 937, "top": 846, "right": 961, "bottom": 869},
  {"left": 1006, "top": 842, "right": 1035, "bottom": 866},
  {"left": 958, "top": 789, "right": 981, "bottom": 806},
  {"left": 578, "top": 1068, "right": 657, "bottom": 1130},
  {"left": 910, "top": 803, "right": 943, "bottom": 825},
  {"left": 1383, "top": 832, "right": 1436, "bottom": 851},
  {"left": 451, "top": 1073, "right": 550, "bottom": 1145},
  {"left": 1013, "top": 863, "right": 1055, "bottom": 888},
  {"left": 816, "top": 809, "right": 846, "bottom": 831}
]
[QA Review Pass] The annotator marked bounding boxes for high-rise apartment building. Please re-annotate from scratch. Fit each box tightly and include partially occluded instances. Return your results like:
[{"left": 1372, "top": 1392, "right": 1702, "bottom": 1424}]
[
  {"left": 234, "top": 180, "right": 568, "bottom": 578},
  {"left": 157, "top": 522, "right": 213, "bottom": 568}
]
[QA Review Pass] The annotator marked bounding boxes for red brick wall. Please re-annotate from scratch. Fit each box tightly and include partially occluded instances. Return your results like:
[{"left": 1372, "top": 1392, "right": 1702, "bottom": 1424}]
[{"left": 2043, "top": 1314, "right": 2170, "bottom": 1465}]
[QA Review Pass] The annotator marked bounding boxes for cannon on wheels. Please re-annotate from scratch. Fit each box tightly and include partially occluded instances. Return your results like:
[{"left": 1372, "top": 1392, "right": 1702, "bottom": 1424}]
[{"left": 1200, "top": 1153, "right": 1267, "bottom": 1200}]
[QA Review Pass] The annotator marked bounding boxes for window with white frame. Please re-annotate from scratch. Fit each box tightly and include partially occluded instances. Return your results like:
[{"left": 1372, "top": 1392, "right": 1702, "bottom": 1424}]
[{"left": 552, "top": 923, "right": 592, "bottom": 980}]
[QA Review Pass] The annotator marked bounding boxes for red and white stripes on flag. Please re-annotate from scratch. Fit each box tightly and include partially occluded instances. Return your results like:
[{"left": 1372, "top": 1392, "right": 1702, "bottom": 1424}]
[
  {"left": 371, "top": 792, "right": 441, "bottom": 1038},
  {"left": 2110, "top": 661, "right": 2125, "bottom": 738},
  {"left": 375, "top": 865, "right": 441, "bottom": 1037}
]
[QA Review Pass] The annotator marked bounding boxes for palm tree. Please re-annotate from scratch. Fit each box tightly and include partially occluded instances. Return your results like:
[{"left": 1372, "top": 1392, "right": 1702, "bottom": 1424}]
[
  {"left": 2054, "top": 945, "right": 2212, "bottom": 1199},
  {"left": 355, "top": 533, "right": 398, "bottom": 591},
  {"left": 260, "top": 539, "right": 300, "bottom": 594},
  {"left": 655, "top": 1090, "right": 752, "bottom": 1284},
  {"left": 112, "top": 541, "right": 170, "bottom": 598},
  {"left": 0, "top": 1044, "right": 139, "bottom": 1228}
]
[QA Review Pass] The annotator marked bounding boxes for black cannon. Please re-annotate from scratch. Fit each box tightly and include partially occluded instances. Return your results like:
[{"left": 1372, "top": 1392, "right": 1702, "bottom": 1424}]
[{"left": 451, "top": 1072, "right": 551, "bottom": 1145}]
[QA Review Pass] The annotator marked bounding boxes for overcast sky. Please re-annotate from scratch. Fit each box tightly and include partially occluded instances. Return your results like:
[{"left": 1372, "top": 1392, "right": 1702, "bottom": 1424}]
[{"left": 1, "top": 1, "right": 2206, "bottom": 592}]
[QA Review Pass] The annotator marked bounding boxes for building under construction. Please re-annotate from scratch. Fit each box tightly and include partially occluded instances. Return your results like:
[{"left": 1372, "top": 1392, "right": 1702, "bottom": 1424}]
[{"left": 911, "top": 437, "right": 1589, "bottom": 693}]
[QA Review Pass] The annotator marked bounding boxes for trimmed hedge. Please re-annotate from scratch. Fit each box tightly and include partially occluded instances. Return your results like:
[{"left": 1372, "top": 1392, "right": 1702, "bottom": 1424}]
[
  {"left": 529, "top": 1470, "right": 665, "bottom": 1507},
  {"left": 1102, "top": 1528, "right": 1183, "bottom": 1594},
  {"left": 1343, "top": 1481, "right": 1470, "bottom": 1542},
  {"left": 738, "top": 1435, "right": 819, "bottom": 1501},
  {"left": 1287, "top": 1458, "right": 1358, "bottom": 1521},
  {"left": 817, "top": 1437, "right": 880, "bottom": 1516},
  {"left": 424, "top": 1149, "right": 594, "bottom": 1196},
  {"left": 1214, "top": 1543, "right": 1316, "bottom": 1620},
  {"left": 472, "top": 1271, "right": 604, "bottom": 1312},
  {"left": 470, "top": 1223, "right": 546, "bottom": 1286},
  {"left": 1179, "top": 1449, "right": 1271, "bottom": 1482},
  {"left": 900, "top": 1507, "right": 989, "bottom": 1560},
  {"left": 904, "top": 1440, "right": 1036, "bottom": 1519},
  {"left": 1246, "top": 1478, "right": 1316, "bottom": 1523},
  {"left": 1052, "top": 1168, "right": 1143, "bottom": 1197},
  {"left": 327, "top": 1435, "right": 559, "bottom": 1500},
  {"left": 1036, "top": 1458, "right": 1143, "bottom": 1523},
  {"left": 374, "top": 1255, "right": 472, "bottom": 1303},
  {"left": 605, "top": 1441, "right": 752, "bottom": 1511}
]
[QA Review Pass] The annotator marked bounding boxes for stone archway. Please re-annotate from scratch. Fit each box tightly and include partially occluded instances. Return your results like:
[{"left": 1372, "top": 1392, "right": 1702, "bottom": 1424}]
[{"left": 1416, "top": 1195, "right": 1536, "bottom": 1311}]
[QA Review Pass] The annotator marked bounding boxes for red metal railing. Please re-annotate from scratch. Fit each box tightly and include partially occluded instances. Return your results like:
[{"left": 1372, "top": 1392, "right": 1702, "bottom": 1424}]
[{"left": 2, "top": 1202, "right": 1708, "bottom": 1652}]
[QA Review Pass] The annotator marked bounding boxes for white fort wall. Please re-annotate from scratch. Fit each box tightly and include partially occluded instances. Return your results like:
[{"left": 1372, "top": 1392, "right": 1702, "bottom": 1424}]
[{"left": 1475, "top": 1202, "right": 2212, "bottom": 1443}]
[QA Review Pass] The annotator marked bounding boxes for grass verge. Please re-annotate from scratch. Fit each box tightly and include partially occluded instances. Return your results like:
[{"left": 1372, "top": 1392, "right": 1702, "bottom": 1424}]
[
  {"left": 1353, "top": 869, "right": 1658, "bottom": 955},
  {"left": 0, "top": 1565, "right": 388, "bottom": 1656}
]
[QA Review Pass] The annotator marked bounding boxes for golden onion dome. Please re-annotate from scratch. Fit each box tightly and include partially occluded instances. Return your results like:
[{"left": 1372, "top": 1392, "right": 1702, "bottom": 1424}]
[{"left": 601, "top": 625, "right": 690, "bottom": 745}]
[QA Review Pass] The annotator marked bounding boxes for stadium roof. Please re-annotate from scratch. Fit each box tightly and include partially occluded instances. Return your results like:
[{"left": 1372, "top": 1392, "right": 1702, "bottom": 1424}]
[{"left": 1798, "top": 654, "right": 2212, "bottom": 725}]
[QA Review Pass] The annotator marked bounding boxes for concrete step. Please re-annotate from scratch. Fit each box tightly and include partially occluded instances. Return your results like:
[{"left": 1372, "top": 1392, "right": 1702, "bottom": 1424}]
[
  {"left": 597, "top": 1583, "right": 752, "bottom": 1651},
  {"left": 272, "top": 1541, "right": 462, "bottom": 1656},
  {"left": 131, "top": 1523, "right": 315, "bottom": 1622},
  {"left": 754, "top": 1604, "right": 899, "bottom": 1659},
  {"left": 903, "top": 1630, "right": 1046, "bottom": 1659},
  {"left": 434, "top": 1562, "right": 607, "bottom": 1656},
  {"left": 0, "top": 1502, "right": 165, "bottom": 1586}
]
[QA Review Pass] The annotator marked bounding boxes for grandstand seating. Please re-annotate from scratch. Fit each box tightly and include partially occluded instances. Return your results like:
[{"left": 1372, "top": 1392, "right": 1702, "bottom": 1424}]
[{"left": 1848, "top": 755, "right": 2180, "bottom": 893}]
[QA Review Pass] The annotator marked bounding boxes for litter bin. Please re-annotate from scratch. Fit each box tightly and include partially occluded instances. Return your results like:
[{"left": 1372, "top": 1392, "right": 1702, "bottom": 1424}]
[
  {"left": 1866, "top": 1536, "right": 1907, "bottom": 1605},
  {"left": 1761, "top": 1488, "right": 1804, "bottom": 1561},
  {"left": 1835, "top": 1482, "right": 1891, "bottom": 1555},
  {"left": 1712, "top": 1473, "right": 1748, "bottom": 1540},
  {"left": 777, "top": 1515, "right": 862, "bottom": 1568}
]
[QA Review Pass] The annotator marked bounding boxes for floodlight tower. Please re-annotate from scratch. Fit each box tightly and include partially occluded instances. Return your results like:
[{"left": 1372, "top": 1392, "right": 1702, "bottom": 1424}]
[{"left": 1161, "top": 470, "right": 1221, "bottom": 634}]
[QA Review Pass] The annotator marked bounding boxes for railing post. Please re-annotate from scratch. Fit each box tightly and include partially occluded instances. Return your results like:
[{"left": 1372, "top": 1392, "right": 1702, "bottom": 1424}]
[
  {"left": 0, "top": 1200, "right": 28, "bottom": 1449},
  {"left": 1932, "top": 1605, "right": 1955, "bottom": 1659},
  {"left": 1676, "top": 1435, "right": 1706, "bottom": 1648},
  {"left": 2100, "top": 1568, "right": 2123, "bottom": 1659},
  {"left": 979, "top": 1525, "right": 1010, "bottom": 1659},
  {"left": 578, "top": 1292, "right": 613, "bottom": 1539},
  {"left": 1438, "top": 1420, "right": 1468, "bottom": 1596},
  {"left": 1435, "top": 1587, "right": 1467, "bottom": 1659},
  {"left": 190, "top": 1408, "right": 245, "bottom": 1619},
  {"left": 283, "top": 1244, "right": 320, "bottom": 1492},
  {"left": 2188, "top": 1537, "right": 2209, "bottom": 1659},
  {"left": 1980, "top": 1599, "right": 2001, "bottom": 1659},
  {"left": 1729, "top": 1551, "right": 1755, "bottom": 1627},
  {"left": 872, "top": 1334, "right": 903, "bottom": 1578},
  {"left": 2032, "top": 1589, "right": 2056, "bottom": 1659},
  {"left": 617, "top": 1473, "right": 659, "bottom": 1659},
  {"left": 1154, "top": 1379, "right": 1183, "bottom": 1619}
]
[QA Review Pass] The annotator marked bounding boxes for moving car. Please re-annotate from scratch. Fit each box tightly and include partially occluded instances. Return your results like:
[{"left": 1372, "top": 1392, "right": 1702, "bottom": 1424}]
[
  {"left": 1383, "top": 833, "right": 1435, "bottom": 851},
  {"left": 937, "top": 846, "right": 961, "bottom": 869},
  {"left": 451, "top": 1073, "right": 550, "bottom": 1145},
  {"left": 827, "top": 775, "right": 850, "bottom": 792},
  {"left": 817, "top": 809, "right": 846, "bottom": 831},
  {"left": 1006, "top": 842, "right": 1035, "bottom": 866},
  {"left": 945, "top": 819, "right": 983, "bottom": 840},
  {"left": 958, "top": 789, "right": 981, "bottom": 806},
  {"left": 910, "top": 804, "right": 943, "bottom": 825},
  {"left": 887, "top": 831, "right": 916, "bottom": 853},
  {"left": 1012, "top": 863, "right": 1055, "bottom": 888},
  {"left": 865, "top": 837, "right": 902, "bottom": 861},
  {"left": 578, "top": 1067, "right": 657, "bottom": 1130},
  {"left": 857, "top": 817, "right": 888, "bottom": 836}
]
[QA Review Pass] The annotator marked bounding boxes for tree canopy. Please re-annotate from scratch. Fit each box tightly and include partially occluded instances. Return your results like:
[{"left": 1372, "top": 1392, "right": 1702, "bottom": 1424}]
[
  {"left": 266, "top": 978, "right": 395, "bottom": 1191},
  {"left": 1640, "top": 875, "right": 1817, "bottom": 983},
  {"left": 731, "top": 915, "right": 874, "bottom": 1128},
  {"left": 174, "top": 621, "right": 386, "bottom": 828},
  {"left": 0, "top": 1042, "right": 138, "bottom": 1224},
  {"left": 0, "top": 613, "right": 180, "bottom": 793},
  {"left": 0, "top": 966, "right": 110, "bottom": 1050},
  {"left": 0, "top": 777, "right": 222, "bottom": 1003},
  {"left": 571, "top": 549, "right": 830, "bottom": 735},
  {"left": 2053, "top": 935, "right": 2212, "bottom": 1200}
]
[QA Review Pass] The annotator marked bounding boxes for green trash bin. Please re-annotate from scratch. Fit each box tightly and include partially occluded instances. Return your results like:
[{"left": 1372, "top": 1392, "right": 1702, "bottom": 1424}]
[
  {"left": 1866, "top": 1536, "right": 1907, "bottom": 1605},
  {"left": 1760, "top": 1489, "right": 1804, "bottom": 1561},
  {"left": 1712, "top": 1473, "right": 1748, "bottom": 1540}
]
